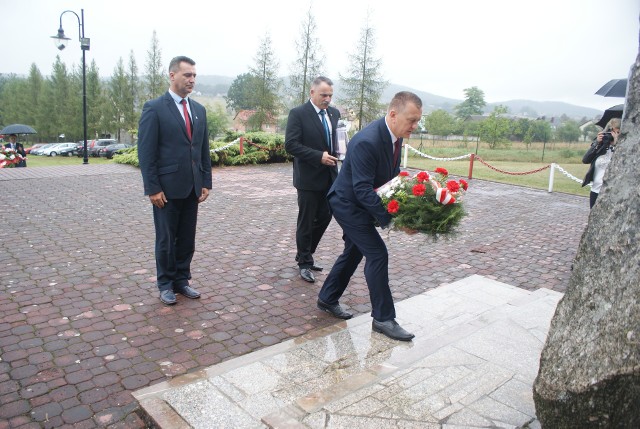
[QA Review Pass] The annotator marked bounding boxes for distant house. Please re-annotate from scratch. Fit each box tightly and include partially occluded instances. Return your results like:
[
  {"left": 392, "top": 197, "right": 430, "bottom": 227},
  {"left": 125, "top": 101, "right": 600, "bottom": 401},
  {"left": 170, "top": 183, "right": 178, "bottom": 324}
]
[{"left": 232, "top": 110, "right": 277, "bottom": 133}]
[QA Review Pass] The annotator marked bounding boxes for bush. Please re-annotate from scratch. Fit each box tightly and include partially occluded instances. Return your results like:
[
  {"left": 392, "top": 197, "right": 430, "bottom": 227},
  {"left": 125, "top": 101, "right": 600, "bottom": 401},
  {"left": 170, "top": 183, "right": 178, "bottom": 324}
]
[
  {"left": 210, "top": 132, "right": 291, "bottom": 166},
  {"left": 114, "top": 133, "right": 292, "bottom": 169},
  {"left": 113, "top": 146, "right": 139, "bottom": 167}
]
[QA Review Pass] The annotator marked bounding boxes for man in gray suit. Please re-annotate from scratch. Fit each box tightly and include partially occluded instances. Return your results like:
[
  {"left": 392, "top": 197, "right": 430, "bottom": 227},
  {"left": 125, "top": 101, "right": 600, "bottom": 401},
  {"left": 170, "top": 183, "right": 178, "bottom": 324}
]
[{"left": 138, "top": 56, "right": 212, "bottom": 305}]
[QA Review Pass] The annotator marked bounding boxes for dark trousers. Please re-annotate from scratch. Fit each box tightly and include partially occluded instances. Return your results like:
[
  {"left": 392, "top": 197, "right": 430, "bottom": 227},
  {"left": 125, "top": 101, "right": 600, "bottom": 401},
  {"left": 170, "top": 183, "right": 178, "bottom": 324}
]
[
  {"left": 153, "top": 190, "right": 198, "bottom": 291},
  {"left": 318, "top": 197, "right": 396, "bottom": 322},
  {"left": 295, "top": 189, "right": 332, "bottom": 268},
  {"left": 590, "top": 191, "right": 599, "bottom": 209}
]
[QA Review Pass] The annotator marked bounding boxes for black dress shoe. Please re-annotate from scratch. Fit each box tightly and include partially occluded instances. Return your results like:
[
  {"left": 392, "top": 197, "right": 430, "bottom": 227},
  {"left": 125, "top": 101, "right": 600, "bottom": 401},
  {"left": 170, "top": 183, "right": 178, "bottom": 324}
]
[
  {"left": 317, "top": 299, "right": 353, "bottom": 320},
  {"left": 300, "top": 268, "right": 315, "bottom": 283},
  {"left": 309, "top": 264, "right": 323, "bottom": 272},
  {"left": 174, "top": 285, "right": 201, "bottom": 299},
  {"left": 372, "top": 319, "right": 414, "bottom": 341},
  {"left": 159, "top": 290, "right": 177, "bottom": 305}
]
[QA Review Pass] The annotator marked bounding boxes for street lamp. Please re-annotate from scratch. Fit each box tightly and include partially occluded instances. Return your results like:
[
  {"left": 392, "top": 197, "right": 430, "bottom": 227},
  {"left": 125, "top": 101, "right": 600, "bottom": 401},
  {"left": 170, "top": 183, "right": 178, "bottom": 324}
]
[{"left": 51, "top": 9, "right": 90, "bottom": 165}]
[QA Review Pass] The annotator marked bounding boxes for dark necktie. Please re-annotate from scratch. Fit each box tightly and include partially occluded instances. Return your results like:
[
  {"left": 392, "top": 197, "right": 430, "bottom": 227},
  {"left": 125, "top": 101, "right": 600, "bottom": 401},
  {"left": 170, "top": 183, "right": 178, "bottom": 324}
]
[
  {"left": 181, "top": 99, "right": 192, "bottom": 140},
  {"left": 320, "top": 110, "right": 331, "bottom": 151},
  {"left": 393, "top": 139, "right": 401, "bottom": 166}
]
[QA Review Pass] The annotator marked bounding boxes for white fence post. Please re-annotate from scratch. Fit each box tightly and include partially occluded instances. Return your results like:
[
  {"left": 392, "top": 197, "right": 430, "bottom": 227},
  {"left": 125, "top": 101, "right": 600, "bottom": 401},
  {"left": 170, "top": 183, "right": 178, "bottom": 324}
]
[
  {"left": 403, "top": 143, "right": 408, "bottom": 169},
  {"left": 548, "top": 163, "right": 556, "bottom": 193}
]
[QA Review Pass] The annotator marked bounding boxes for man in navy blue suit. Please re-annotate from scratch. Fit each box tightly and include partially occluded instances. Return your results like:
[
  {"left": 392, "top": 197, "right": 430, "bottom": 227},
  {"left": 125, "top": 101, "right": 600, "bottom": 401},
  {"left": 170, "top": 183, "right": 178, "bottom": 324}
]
[
  {"left": 5, "top": 134, "right": 26, "bottom": 167},
  {"left": 285, "top": 77, "right": 340, "bottom": 283},
  {"left": 138, "top": 56, "right": 212, "bottom": 305},
  {"left": 317, "top": 91, "right": 423, "bottom": 341}
]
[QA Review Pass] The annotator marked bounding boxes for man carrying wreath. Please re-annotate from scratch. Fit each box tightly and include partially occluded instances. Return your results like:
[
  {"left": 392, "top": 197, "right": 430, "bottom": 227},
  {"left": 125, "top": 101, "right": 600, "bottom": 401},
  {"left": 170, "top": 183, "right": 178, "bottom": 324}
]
[{"left": 317, "top": 91, "right": 422, "bottom": 341}]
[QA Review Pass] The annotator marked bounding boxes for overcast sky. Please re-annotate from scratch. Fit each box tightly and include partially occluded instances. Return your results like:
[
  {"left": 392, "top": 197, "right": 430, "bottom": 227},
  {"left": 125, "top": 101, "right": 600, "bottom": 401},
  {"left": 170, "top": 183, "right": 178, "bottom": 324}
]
[{"left": 2, "top": 0, "right": 638, "bottom": 111}]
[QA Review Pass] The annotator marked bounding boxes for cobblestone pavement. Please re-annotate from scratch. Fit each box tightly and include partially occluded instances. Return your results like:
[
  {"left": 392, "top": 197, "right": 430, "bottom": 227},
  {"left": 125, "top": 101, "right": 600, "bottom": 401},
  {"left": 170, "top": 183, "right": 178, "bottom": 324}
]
[{"left": 0, "top": 163, "right": 589, "bottom": 428}]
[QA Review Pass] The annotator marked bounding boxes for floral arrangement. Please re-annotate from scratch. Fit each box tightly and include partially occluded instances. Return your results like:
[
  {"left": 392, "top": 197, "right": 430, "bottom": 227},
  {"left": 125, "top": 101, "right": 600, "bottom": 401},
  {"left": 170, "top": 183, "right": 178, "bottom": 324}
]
[
  {"left": 0, "top": 147, "right": 26, "bottom": 168},
  {"left": 377, "top": 168, "right": 468, "bottom": 235}
]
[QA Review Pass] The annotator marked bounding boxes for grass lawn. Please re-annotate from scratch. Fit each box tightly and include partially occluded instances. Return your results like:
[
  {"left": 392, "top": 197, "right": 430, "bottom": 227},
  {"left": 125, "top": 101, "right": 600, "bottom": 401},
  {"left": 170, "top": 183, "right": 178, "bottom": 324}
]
[
  {"left": 22, "top": 139, "right": 591, "bottom": 198},
  {"left": 24, "top": 155, "right": 115, "bottom": 167},
  {"left": 403, "top": 139, "right": 591, "bottom": 197}
]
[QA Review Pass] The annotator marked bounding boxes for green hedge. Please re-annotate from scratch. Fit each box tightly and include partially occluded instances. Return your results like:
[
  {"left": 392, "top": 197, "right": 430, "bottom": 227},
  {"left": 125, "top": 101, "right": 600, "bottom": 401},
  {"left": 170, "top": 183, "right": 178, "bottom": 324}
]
[{"left": 114, "top": 131, "right": 292, "bottom": 168}]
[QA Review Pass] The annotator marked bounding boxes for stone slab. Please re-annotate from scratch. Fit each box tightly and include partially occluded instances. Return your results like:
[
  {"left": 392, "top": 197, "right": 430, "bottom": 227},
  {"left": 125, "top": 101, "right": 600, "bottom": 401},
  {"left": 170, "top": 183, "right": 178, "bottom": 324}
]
[{"left": 133, "top": 275, "right": 563, "bottom": 428}]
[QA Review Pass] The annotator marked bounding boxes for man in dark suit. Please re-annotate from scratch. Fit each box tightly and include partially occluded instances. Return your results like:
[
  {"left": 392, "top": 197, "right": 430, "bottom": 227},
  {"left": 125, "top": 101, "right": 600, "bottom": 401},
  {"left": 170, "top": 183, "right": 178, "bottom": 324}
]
[
  {"left": 317, "top": 91, "right": 423, "bottom": 341},
  {"left": 285, "top": 76, "right": 340, "bottom": 283},
  {"left": 137, "top": 56, "right": 212, "bottom": 305},
  {"left": 5, "top": 134, "right": 27, "bottom": 167}
]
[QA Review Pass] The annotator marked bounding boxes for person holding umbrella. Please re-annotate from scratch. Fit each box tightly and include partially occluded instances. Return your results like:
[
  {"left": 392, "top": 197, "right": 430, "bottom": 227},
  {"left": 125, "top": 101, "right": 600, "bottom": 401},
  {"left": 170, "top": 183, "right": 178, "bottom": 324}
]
[
  {"left": 581, "top": 118, "right": 620, "bottom": 208},
  {"left": 4, "top": 134, "right": 27, "bottom": 167}
]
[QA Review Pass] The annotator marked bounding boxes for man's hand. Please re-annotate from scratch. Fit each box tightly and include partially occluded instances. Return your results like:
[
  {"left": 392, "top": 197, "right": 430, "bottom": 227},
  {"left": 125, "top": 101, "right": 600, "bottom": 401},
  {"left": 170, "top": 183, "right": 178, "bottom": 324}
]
[
  {"left": 321, "top": 151, "right": 339, "bottom": 166},
  {"left": 198, "top": 188, "right": 209, "bottom": 203},
  {"left": 149, "top": 191, "right": 167, "bottom": 208}
]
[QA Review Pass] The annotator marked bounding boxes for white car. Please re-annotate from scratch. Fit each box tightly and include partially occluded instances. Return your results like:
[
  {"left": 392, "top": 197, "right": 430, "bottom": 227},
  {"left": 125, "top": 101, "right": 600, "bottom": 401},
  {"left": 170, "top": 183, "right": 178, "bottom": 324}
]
[
  {"left": 31, "top": 143, "right": 57, "bottom": 155},
  {"left": 43, "top": 143, "right": 76, "bottom": 157}
]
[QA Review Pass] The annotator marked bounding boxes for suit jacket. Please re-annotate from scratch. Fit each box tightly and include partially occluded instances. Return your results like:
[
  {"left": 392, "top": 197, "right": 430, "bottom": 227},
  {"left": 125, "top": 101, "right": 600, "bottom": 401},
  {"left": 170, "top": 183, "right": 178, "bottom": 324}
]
[
  {"left": 581, "top": 138, "right": 610, "bottom": 187},
  {"left": 4, "top": 142, "right": 25, "bottom": 155},
  {"left": 285, "top": 101, "right": 340, "bottom": 191},
  {"left": 138, "top": 92, "right": 212, "bottom": 199},
  {"left": 328, "top": 117, "right": 400, "bottom": 227},
  {"left": 5, "top": 142, "right": 26, "bottom": 167}
]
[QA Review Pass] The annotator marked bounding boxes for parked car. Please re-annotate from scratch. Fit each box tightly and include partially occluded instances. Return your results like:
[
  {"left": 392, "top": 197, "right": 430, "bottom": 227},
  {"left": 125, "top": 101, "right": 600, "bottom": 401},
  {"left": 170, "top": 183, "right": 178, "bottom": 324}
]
[
  {"left": 76, "top": 139, "right": 118, "bottom": 157},
  {"left": 47, "top": 142, "right": 77, "bottom": 157},
  {"left": 25, "top": 143, "right": 46, "bottom": 154},
  {"left": 31, "top": 143, "right": 58, "bottom": 156},
  {"left": 89, "top": 139, "right": 117, "bottom": 157},
  {"left": 98, "top": 143, "right": 134, "bottom": 159}
]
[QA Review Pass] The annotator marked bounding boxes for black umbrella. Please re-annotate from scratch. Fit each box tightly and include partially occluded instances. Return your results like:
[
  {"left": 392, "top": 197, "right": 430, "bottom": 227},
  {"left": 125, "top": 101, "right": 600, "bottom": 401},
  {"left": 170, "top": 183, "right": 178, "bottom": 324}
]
[
  {"left": 595, "top": 104, "right": 624, "bottom": 129},
  {"left": 0, "top": 124, "right": 37, "bottom": 135},
  {"left": 595, "top": 79, "right": 627, "bottom": 97}
]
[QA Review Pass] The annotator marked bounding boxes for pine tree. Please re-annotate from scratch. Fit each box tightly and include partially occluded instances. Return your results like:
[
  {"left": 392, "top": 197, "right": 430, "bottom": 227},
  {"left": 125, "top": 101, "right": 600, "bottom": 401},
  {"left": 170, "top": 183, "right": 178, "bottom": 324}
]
[
  {"left": 339, "top": 18, "right": 387, "bottom": 130},
  {"left": 289, "top": 7, "right": 324, "bottom": 106},
  {"left": 144, "top": 30, "right": 166, "bottom": 101}
]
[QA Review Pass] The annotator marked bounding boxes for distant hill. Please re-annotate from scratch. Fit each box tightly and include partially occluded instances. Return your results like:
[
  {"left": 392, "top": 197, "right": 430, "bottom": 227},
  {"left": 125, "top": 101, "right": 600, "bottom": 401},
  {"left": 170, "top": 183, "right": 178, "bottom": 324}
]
[
  {"left": 195, "top": 75, "right": 234, "bottom": 97},
  {"left": 486, "top": 100, "right": 601, "bottom": 120},
  {"left": 195, "top": 75, "right": 602, "bottom": 120}
]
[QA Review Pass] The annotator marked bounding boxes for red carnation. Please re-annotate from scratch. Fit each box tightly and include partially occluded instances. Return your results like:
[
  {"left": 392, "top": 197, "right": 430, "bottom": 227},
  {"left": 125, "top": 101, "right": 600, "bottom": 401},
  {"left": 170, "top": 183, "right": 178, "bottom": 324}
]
[
  {"left": 416, "top": 171, "right": 430, "bottom": 182},
  {"left": 459, "top": 179, "right": 468, "bottom": 190},
  {"left": 399, "top": 171, "right": 409, "bottom": 177},
  {"left": 446, "top": 180, "right": 460, "bottom": 193},
  {"left": 387, "top": 200, "right": 400, "bottom": 214},
  {"left": 412, "top": 183, "right": 426, "bottom": 196},
  {"left": 435, "top": 167, "right": 448, "bottom": 176}
]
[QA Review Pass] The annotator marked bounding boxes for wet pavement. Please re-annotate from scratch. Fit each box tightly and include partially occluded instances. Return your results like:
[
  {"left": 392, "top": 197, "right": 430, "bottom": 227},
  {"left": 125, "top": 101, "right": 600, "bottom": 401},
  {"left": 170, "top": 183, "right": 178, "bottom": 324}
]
[
  {"left": 0, "top": 163, "right": 589, "bottom": 428},
  {"left": 133, "top": 275, "right": 563, "bottom": 429}
]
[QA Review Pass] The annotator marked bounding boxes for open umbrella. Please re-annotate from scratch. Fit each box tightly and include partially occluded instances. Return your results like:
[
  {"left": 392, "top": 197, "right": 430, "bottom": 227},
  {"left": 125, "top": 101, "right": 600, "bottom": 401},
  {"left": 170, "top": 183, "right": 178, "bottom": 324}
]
[
  {"left": 595, "top": 79, "right": 627, "bottom": 97},
  {"left": 0, "top": 124, "right": 37, "bottom": 135},
  {"left": 595, "top": 104, "right": 624, "bottom": 129}
]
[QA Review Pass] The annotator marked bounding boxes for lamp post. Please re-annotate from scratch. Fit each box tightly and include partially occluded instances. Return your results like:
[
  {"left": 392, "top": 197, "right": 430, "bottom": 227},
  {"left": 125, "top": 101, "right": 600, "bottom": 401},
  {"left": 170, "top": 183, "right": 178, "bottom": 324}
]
[{"left": 51, "top": 9, "right": 90, "bottom": 165}]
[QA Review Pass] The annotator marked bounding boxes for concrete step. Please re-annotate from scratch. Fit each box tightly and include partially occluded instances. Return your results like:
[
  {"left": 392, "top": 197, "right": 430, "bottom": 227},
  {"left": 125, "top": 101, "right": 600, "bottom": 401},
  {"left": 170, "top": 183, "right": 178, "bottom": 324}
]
[{"left": 133, "top": 275, "right": 563, "bottom": 429}]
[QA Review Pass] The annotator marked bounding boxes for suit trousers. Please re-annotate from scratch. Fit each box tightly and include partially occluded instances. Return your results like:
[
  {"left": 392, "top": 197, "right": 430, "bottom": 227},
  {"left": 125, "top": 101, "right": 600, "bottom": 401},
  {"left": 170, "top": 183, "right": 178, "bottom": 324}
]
[
  {"left": 153, "top": 189, "right": 198, "bottom": 291},
  {"left": 318, "top": 197, "right": 396, "bottom": 322},
  {"left": 295, "top": 189, "right": 332, "bottom": 268}
]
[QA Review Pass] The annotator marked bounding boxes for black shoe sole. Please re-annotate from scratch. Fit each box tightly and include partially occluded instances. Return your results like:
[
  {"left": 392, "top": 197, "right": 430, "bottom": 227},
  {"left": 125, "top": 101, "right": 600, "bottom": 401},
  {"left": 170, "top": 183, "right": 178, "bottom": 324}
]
[
  {"left": 160, "top": 298, "right": 176, "bottom": 305},
  {"left": 317, "top": 304, "right": 353, "bottom": 320},
  {"left": 300, "top": 271, "right": 315, "bottom": 283},
  {"left": 372, "top": 325, "right": 414, "bottom": 341},
  {"left": 175, "top": 292, "right": 200, "bottom": 299}
]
